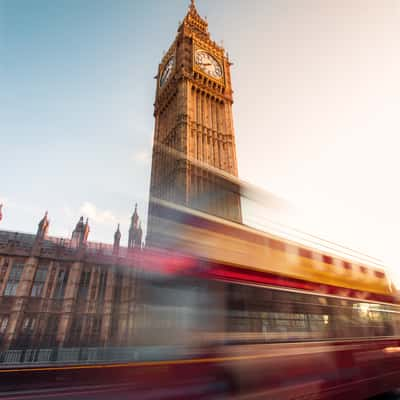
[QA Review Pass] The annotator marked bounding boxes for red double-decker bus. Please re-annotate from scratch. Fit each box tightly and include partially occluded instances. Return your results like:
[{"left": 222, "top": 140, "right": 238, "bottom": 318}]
[
  {"left": 134, "top": 198, "right": 400, "bottom": 399},
  {"left": 2, "top": 197, "right": 400, "bottom": 400}
]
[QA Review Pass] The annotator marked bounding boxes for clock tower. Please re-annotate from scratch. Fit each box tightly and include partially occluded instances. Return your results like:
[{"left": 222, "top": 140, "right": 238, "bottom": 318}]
[{"left": 148, "top": 1, "right": 242, "bottom": 241}]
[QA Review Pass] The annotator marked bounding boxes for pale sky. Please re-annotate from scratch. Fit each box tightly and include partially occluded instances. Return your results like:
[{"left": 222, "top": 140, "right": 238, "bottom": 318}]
[{"left": 1, "top": 1, "right": 399, "bottom": 281}]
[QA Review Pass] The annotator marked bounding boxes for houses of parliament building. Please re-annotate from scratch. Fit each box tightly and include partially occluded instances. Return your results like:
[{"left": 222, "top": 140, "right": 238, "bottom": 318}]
[
  {"left": 0, "top": 1, "right": 241, "bottom": 361},
  {"left": 0, "top": 206, "right": 143, "bottom": 355}
]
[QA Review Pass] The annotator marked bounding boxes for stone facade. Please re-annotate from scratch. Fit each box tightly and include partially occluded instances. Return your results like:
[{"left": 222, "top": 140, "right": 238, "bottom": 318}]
[
  {"left": 148, "top": 1, "right": 242, "bottom": 244},
  {"left": 0, "top": 208, "right": 143, "bottom": 352}
]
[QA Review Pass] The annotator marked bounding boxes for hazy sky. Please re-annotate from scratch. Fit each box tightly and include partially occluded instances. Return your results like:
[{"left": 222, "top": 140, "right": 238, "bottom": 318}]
[{"left": 1, "top": 1, "right": 399, "bottom": 278}]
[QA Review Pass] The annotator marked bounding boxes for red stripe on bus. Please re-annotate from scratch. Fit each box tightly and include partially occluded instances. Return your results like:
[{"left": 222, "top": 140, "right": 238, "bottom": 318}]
[{"left": 203, "top": 263, "right": 395, "bottom": 304}]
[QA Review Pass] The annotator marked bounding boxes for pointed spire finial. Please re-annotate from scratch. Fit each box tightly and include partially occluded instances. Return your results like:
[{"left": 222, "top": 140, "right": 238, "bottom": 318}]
[
  {"left": 113, "top": 223, "right": 121, "bottom": 254},
  {"left": 189, "top": 0, "right": 197, "bottom": 13},
  {"left": 114, "top": 223, "right": 121, "bottom": 238},
  {"left": 37, "top": 210, "right": 50, "bottom": 239},
  {"left": 133, "top": 203, "right": 139, "bottom": 220},
  {"left": 182, "top": 0, "right": 208, "bottom": 33},
  {"left": 39, "top": 210, "right": 49, "bottom": 225}
]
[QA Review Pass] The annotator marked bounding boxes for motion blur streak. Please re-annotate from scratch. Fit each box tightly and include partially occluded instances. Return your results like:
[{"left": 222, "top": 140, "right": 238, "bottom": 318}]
[
  {"left": 2, "top": 189, "right": 400, "bottom": 399},
  {"left": 383, "top": 347, "right": 400, "bottom": 354},
  {"left": 1, "top": 175, "right": 399, "bottom": 399},
  {"left": 2, "top": 0, "right": 400, "bottom": 398}
]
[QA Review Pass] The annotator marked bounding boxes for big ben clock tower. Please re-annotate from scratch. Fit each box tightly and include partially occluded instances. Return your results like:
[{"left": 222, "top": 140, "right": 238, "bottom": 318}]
[{"left": 148, "top": 1, "right": 242, "bottom": 241}]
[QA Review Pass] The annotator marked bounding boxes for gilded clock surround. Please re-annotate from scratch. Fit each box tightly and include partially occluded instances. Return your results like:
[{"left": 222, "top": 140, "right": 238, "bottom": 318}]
[
  {"left": 194, "top": 48, "right": 224, "bottom": 82},
  {"left": 148, "top": 1, "right": 242, "bottom": 242}
]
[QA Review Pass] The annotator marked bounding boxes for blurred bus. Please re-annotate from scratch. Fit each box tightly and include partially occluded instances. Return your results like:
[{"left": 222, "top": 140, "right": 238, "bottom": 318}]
[
  {"left": 132, "top": 196, "right": 400, "bottom": 399},
  {"left": 3, "top": 190, "right": 400, "bottom": 400}
]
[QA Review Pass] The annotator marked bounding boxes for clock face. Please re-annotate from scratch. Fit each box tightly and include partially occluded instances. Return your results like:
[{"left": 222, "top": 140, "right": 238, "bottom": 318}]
[
  {"left": 195, "top": 50, "right": 223, "bottom": 80},
  {"left": 159, "top": 57, "right": 174, "bottom": 87}
]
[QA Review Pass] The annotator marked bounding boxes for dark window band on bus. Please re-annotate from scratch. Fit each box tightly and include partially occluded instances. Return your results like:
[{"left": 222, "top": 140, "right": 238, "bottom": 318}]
[
  {"left": 375, "top": 271, "right": 385, "bottom": 279},
  {"left": 323, "top": 255, "right": 333, "bottom": 265},
  {"left": 343, "top": 261, "right": 352, "bottom": 270},
  {"left": 224, "top": 282, "right": 400, "bottom": 345},
  {"left": 269, "top": 240, "right": 285, "bottom": 252},
  {"left": 359, "top": 266, "right": 367, "bottom": 274},
  {"left": 299, "top": 248, "right": 312, "bottom": 259}
]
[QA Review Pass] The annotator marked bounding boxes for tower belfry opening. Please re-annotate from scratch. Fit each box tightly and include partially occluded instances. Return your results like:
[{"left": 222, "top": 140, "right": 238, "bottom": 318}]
[{"left": 147, "top": 1, "right": 242, "bottom": 244}]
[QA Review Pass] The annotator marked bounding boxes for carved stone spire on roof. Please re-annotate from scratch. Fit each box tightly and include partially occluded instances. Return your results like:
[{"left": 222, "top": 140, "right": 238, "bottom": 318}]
[
  {"left": 132, "top": 203, "right": 139, "bottom": 229},
  {"left": 36, "top": 211, "right": 50, "bottom": 240},
  {"left": 113, "top": 223, "right": 121, "bottom": 254},
  {"left": 71, "top": 215, "right": 89, "bottom": 248},
  {"left": 128, "top": 203, "right": 142, "bottom": 249},
  {"left": 114, "top": 223, "right": 121, "bottom": 239},
  {"left": 180, "top": 0, "right": 208, "bottom": 36},
  {"left": 189, "top": 0, "right": 196, "bottom": 12},
  {"left": 75, "top": 216, "right": 85, "bottom": 231},
  {"left": 84, "top": 218, "right": 90, "bottom": 239}
]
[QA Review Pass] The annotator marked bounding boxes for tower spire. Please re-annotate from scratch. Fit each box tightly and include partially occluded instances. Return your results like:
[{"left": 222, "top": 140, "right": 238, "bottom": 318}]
[
  {"left": 128, "top": 203, "right": 142, "bottom": 249},
  {"left": 132, "top": 203, "right": 139, "bottom": 228},
  {"left": 36, "top": 211, "right": 50, "bottom": 240},
  {"left": 181, "top": 0, "right": 208, "bottom": 35},
  {"left": 113, "top": 223, "right": 121, "bottom": 254},
  {"left": 71, "top": 215, "right": 89, "bottom": 248},
  {"left": 147, "top": 0, "right": 242, "bottom": 246}
]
